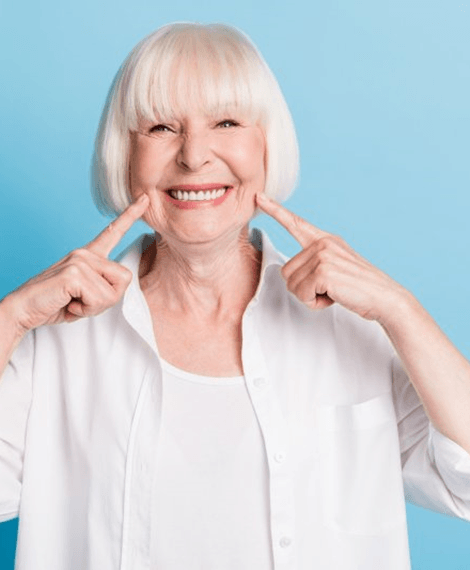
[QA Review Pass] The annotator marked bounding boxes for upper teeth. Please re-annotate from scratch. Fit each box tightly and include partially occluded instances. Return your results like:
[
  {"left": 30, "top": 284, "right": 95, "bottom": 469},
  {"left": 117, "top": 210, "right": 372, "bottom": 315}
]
[{"left": 169, "top": 188, "right": 228, "bottom": 201}]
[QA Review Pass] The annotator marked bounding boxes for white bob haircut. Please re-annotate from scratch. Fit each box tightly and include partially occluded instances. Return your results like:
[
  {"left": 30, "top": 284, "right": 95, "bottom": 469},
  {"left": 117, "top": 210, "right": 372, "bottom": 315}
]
[{"left": 92, "top": 22, "right": 299, "bottom": 216}]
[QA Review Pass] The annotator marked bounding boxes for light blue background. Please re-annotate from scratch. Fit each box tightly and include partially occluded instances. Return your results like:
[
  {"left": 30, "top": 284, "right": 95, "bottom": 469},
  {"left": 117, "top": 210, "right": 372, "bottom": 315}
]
[{"left": 0, "top": 0, "right": 469, "bottom": 568}]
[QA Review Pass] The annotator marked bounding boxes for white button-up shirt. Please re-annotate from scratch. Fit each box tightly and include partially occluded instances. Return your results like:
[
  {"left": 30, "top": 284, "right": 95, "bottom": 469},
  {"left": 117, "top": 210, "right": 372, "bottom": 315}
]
[{"left": 1, "top": 230, "right": 469, "bottom": 570}]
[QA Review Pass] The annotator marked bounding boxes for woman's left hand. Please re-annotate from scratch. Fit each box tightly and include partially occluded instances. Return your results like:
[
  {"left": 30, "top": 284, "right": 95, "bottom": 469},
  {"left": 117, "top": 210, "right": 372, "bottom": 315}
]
[{"left": 256, "top": 193, "right": 411, "bottom": 323}]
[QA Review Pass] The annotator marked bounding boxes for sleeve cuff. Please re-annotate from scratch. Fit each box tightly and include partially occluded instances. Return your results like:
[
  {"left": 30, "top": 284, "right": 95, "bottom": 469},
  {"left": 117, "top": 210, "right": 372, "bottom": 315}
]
[{"left": 428, "top": 422, "right": 470, "bottom": 504}]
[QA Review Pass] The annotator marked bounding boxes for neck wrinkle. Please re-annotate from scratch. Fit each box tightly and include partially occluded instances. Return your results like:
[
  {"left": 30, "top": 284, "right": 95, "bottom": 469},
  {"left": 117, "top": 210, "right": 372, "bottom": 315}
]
[{"left": 139, "top": 227, "right": 262, "bottom": 316}]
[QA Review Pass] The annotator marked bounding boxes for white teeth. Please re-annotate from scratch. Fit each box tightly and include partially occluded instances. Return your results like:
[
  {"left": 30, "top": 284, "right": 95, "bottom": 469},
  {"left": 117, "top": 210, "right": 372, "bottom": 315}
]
[{"left": 169, "top": 187, "right": 228, "bottom": 202}]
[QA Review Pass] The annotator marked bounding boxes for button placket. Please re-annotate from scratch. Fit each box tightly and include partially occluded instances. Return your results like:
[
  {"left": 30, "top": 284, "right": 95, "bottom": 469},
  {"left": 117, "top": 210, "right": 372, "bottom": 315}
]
[
  {"left": 274, "top": 452, "right": 286, "bottom": 464},
  {"left": 242, "top": 314, "right": 297, "bottom": 569},
  {"left": 120, "top": 356, "right": 163, "bottom": 570},
  {"left": 253, "top": 376, "right": 268, "bottom": 388}
]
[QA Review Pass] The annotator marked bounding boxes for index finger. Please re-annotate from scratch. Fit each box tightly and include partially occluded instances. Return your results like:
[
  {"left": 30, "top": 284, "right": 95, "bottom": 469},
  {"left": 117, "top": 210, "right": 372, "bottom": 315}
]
[
  {"left": 87, "top": 194, "right": 149, "bottom": 257},
  {"left": 256, "top": 193, "right": 326, "bottom": 248}
]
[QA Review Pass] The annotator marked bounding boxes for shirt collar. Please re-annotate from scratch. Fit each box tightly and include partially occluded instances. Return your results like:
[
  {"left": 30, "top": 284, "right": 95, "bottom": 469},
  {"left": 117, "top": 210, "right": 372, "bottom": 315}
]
[
  {"left": 249, "top": 227, "right": 287, "bottom": 305},
  {"left": 117, "top": 229, "right": 287, "bottom": 351}
]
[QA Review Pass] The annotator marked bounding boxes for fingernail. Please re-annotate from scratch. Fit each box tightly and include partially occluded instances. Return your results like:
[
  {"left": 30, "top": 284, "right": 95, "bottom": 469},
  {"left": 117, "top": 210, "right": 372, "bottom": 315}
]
[
  {"left": 137, "top": 194, "right": 149, "bottom": 203},
  {"left": 257, "top": 192, "right": 268, "bottom": 202}
]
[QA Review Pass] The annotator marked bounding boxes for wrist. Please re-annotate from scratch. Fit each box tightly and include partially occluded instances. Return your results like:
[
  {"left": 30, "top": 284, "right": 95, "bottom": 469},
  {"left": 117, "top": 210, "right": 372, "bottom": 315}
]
[
  {"left": 0, "top": 293, "right": 31, "bottom": 342},
  {"left": 376, "top": 286, "right": 422, "bottom": 336}
]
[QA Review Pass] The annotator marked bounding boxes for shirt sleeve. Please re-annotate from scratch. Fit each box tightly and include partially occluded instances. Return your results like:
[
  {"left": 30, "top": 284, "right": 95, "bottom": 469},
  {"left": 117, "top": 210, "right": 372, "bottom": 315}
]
[
  {"left": 392, "top": 353, "right": 470, "bottom": 521},
  {"left": 0, "top": 331, "right": 35, "bottom": 523}
]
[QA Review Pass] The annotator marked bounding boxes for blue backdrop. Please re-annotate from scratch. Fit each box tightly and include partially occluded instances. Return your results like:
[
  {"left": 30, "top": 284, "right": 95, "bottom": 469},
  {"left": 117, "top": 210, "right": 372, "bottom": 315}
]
[{"left": 0, "top": 0, "right": 469, "bottom": 567}]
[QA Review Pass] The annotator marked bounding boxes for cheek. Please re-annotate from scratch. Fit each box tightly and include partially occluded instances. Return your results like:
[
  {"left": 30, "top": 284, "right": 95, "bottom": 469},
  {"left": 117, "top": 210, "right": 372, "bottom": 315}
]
[
  {"left": 129, "top": 139, "right": 167, "bottom": 191},
  {"left": 130, "top": 155, "right": 156, "bottom": 189},
  {"left": 231, "top": 137, "right": 266, "bottom": 186}
]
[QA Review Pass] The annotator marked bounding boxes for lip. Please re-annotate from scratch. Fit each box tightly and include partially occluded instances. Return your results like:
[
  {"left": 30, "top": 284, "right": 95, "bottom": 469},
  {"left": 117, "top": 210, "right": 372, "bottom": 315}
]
[
  {"left": 165, "top": 183, "right": 232, "bottom": 192},
  {"left": 164, "top": 187, "right": 233, "bottom": 209}
]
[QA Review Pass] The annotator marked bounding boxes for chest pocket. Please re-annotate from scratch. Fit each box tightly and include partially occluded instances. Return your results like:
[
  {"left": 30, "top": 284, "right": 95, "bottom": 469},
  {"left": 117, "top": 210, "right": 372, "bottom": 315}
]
[{"left": 315, "top": 392, "right": 407, "bottom": 535}]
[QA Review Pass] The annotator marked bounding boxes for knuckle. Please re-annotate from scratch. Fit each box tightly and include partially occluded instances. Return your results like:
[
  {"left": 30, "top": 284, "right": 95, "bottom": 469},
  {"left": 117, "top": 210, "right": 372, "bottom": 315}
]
[
  {"left": 64, "top": 264, "right": 82, "bottom": 279},
  {"left": 109, "top": 266, "right": 132, "bottom": 290},
  {"left": 280, "top": 265, "right": 290, "bottom": 280},
  {"left": 296, "top": 282, "right": 312, "bottom": 302},
  {"left": 316, "top": 248, "right": 331, "bottom": 263},
  {"left": 111, "top": 276, "right": 128, "bottom": 294},
  {"left": 330, "top": 233, "right": 345, "bottom": 246},
  {"left": 317, "top": 236, "right": 333, "bottom": 250},
  {"left": 120, "top": 267, "right": 133, "bottom": 284},
  {"left": 286, "top": 276, "right": 296, "bottom": 293},
  {"left": 292, "top": 215, "right": 305, "bottom": 233},
  {"left": 70, "top": 248, "right": 89, "bottom": 260},
  {"left": 105, "top": 222, "right": 116, "bottom": 237}
]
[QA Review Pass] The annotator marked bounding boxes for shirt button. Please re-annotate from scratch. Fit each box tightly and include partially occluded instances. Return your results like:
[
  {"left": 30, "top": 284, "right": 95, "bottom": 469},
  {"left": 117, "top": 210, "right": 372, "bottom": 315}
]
[
  {"left": 279, "top": 536, "right": 292, "bottom": 548},
  {"left": 253, "top": 376, "right": 268, "bottom": 388},
  {"left": 274, "top": 452, "right": 286, "bottom": 463}
]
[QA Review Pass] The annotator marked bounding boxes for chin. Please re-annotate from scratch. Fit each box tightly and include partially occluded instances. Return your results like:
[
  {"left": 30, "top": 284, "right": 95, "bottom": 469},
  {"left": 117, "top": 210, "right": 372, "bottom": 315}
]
[{"left": 168, "top": 219, "right": 249, "bottom": 246}]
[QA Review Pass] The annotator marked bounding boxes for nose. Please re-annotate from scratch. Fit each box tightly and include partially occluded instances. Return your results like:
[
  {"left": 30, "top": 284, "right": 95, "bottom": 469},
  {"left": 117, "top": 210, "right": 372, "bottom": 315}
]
[{"left": 176, "top": 131, "right": 212, "bottom": 171}]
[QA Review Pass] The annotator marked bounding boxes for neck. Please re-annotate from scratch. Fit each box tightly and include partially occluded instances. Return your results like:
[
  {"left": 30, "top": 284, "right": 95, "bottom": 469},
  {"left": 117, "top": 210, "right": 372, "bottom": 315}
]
[{"left": 139, "top": 227, "right": 261, "bottom": 317}]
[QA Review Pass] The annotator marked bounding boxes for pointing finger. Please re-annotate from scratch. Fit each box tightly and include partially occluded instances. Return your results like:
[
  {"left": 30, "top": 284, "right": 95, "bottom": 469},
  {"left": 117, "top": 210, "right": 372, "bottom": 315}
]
[
  {"left": 256, "top": 193, "right": 326, "bottom": 248},
  {"left": 87, "top": 194, "right": 149, "bottom": 257}
]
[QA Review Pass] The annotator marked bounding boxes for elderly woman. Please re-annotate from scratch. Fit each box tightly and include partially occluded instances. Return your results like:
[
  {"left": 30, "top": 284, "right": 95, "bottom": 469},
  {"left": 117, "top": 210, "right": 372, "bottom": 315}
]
[{"left": 0, "top": 22, "right": 469, "bottom": 570}]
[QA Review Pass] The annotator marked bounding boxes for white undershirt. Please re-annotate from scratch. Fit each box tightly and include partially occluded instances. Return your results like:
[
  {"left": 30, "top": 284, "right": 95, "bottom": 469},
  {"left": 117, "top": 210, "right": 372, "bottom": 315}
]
[{"left": 150, "top": 358, "right": 274, "bottom": 570}]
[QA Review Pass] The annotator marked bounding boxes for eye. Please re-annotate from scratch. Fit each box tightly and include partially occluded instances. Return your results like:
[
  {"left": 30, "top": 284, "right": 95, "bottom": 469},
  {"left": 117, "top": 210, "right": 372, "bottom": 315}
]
[
  {"left": 216, "top": 119, "right": 239, "bottom": 128},
  {"left": 149, "top": 124, "right": 172, "bottom": 133}
]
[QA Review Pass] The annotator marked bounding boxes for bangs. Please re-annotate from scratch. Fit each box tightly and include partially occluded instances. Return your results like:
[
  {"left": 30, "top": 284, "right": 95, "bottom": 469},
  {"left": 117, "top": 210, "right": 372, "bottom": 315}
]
[{"left": 120, "top": 24, "right": 268, "bottom": 130}]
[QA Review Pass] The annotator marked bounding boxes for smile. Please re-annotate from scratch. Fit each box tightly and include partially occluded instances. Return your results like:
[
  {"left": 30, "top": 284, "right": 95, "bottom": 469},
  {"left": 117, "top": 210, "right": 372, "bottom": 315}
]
[
  {"left": 168, "top": 187, "right": 228, "bottom": 202},
  {"left": 164, "top": 186, "right": 233, "bottom": 209}
]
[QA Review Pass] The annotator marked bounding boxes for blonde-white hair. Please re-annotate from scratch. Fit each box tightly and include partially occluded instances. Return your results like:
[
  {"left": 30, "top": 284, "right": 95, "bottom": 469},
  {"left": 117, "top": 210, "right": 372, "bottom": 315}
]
[{"left": 92, "top": 22, "right": 299, "bottom": 216}]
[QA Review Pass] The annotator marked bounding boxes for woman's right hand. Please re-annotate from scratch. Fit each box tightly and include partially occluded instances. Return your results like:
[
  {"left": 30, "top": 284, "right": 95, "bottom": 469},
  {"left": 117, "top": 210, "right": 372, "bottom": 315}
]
[{"left": 4, "top": 194, "right": 149, "bottom": 334}]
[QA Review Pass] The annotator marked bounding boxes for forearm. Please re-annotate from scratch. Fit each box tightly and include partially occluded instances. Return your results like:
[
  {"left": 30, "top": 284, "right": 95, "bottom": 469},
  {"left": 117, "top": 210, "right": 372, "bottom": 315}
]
[
  {"left": 379, "top": 292, "right": 470, "bottom": 454},
  {"left": 0, "top": 295, "right": 27, "bottom": 381}
]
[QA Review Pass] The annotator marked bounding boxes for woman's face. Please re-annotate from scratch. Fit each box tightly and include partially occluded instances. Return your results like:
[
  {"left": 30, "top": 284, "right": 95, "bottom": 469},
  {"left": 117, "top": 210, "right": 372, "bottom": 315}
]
[{"left": 129, "top": 110, "right": 266, "bottom": 245}]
